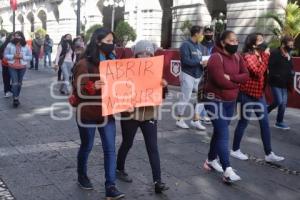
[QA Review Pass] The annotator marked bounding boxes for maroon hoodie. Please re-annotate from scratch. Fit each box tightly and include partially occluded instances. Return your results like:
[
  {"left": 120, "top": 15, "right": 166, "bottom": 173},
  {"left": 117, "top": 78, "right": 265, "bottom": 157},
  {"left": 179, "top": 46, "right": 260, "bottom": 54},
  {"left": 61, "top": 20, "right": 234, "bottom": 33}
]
[{"left": 204, "top": 47, "right": 249, "bottom": 101}]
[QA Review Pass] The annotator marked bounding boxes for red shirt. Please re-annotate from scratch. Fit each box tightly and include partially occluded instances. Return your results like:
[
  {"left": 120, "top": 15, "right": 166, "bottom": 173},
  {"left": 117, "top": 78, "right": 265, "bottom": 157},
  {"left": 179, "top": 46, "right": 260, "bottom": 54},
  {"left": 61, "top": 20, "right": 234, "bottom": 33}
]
[
  {"left": 204, "top": 47, "right": 249, "bottom": 101},
  {"left": 240, "top": 52, "right": 269, "bottom": 99}
]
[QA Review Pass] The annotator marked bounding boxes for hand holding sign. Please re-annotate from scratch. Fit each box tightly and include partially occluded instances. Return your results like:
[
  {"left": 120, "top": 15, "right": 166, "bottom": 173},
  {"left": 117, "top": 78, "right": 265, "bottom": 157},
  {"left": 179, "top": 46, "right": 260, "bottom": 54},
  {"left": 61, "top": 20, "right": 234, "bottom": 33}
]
[{"left": 99, "top": 56, "right": 164, "bottom": 116}]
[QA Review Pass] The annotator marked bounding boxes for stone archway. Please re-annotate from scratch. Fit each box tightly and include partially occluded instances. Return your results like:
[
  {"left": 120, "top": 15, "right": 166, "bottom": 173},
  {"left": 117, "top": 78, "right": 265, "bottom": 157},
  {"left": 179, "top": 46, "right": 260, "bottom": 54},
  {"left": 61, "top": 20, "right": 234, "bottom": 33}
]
[
  {"left": 17, "top": 14, "right": 25, "bottom": 32},
  {"left": 27, "top": 12, "right": 35, "bottom": 33},
  {"left": 38, "top": 10, "right": 47, "bottom": 30}
]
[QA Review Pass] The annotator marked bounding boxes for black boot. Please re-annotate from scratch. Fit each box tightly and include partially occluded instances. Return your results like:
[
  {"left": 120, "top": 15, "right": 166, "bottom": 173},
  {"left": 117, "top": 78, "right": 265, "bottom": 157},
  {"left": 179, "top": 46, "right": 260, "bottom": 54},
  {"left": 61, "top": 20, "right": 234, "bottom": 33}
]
[
  {"left": 78, "top": 175, "right": 94, "bottom": 190},
  {"left": 154, "top": 181, "right": 169, "bottom": 193}
]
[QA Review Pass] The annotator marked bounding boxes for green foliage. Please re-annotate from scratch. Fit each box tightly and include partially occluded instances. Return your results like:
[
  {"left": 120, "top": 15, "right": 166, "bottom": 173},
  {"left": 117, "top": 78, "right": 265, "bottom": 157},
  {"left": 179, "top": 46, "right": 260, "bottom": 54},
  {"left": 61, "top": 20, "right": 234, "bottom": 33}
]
[
  {"left": 257, "top": 2, "right": 300, "bottom": 55},
  {"left": 114, "top": 21, "right": 137, "bottom": 47},
  {"left": 85, "top": 24, "right": 102, "bottom": 43},
  {"left": 180, "top": 20, "right": 193, "bottom": 40}
]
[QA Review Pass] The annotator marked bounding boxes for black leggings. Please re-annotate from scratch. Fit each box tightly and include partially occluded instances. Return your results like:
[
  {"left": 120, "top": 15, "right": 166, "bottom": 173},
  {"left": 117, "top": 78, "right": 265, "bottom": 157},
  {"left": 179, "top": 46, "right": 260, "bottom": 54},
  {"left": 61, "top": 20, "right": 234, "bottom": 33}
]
[{"left": 117, "top": 119, "right": 161, "bottom": 182}]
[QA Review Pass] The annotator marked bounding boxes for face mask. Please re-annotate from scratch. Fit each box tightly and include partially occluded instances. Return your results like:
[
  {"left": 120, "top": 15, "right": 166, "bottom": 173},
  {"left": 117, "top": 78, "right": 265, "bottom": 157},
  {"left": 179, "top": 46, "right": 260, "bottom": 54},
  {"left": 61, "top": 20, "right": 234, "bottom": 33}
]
[
  {"left": 285, "top": 46, "right": 293, "bottom": 53},
  {"left": 197, "top": 35, "right": 204, "bottom": 43},
  {"left": 204, "top": 35, "right": 213, "bottom": 41},
  {"left": 100, "top": 43, "right": 115, "bottom": 54},
  {"left": 224, "top": 43, "right": 238, "bottom": 54},
  {"left": 256, "top": 42, "right": 268, "bottom": 51},
  {"left": 12, "top": 38, "right": 21, "bottom": 44}
]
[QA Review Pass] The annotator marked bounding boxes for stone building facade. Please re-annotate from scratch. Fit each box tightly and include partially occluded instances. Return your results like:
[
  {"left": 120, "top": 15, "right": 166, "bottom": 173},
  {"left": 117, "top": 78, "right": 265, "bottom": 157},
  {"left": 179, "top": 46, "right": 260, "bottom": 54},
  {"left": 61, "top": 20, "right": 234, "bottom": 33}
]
[{"left": 0, "top": 0, "right": 290, "bottom": 48}]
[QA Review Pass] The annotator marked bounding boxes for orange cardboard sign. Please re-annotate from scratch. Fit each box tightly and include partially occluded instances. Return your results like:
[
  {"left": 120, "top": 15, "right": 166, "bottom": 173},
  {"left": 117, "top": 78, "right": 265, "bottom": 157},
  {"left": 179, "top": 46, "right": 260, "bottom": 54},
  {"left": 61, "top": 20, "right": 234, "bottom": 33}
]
[{"left": 99, "top": 56, "right": 164, "bottom": 116}]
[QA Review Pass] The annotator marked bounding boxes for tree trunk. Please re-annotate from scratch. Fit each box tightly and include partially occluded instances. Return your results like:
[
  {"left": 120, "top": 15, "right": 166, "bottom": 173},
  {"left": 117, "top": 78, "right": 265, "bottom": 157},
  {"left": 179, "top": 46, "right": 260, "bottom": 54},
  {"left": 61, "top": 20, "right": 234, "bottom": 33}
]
[{"left": 159, "top": 0, "right": 173, "bottom": 49}]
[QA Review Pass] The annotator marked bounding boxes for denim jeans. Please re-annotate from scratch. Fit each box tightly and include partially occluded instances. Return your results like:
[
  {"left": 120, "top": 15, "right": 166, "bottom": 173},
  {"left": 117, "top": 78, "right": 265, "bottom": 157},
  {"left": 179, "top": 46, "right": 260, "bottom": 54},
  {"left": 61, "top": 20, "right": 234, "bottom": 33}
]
[
  {"left": 117, "top": 119, "right": 161, "bottom": 182},
  {"left": 44, "top": 52, "right": 52, "bottom": 67},
  {"left": 233, "top": 92, "right": 272, "bottom": 155},
  {"left": 205, "top": 100, "right": 235, "bottom": 170},
  {"left": 30, "top": 51, "right": 40, "bottom": 70},
  {"left": 2, "top": 65, "right": 11, "bottom": 93},
  {"left": 77, "top": 118, "right": 117, "bottom": 188},
  {"left": 60, "top": 61, "right": 73, "bottom": 94},
  {"left": 8, "top": 67, "right": 26, "bottom": 98},
  {"left": 268, "top": 87, "right": 288, "bottom": 124},
  {"left": 177, "top": 72, "right": 205, "bottom": 117}
]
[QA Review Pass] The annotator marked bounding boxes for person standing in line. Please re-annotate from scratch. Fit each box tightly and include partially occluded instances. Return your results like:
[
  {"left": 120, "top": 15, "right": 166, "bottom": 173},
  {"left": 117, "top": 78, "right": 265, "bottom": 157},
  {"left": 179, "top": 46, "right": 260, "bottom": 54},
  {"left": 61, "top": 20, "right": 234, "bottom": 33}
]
[
  {"left": 267, "top": 36, "right": 295, "bottom": 130},
  {"left": 202, "top": 30, "right": 249, "bottom": 183},
  {"left": 230, "top": 33, "right": 285, "bottom": 163},
  {"left": 72, "top": 27, "right": 125, "bottom": 199},
  {"left": 176, "top": 25, "right": 208, "bottom": 131},
  {"left": 54, "top": 34, "right": 76, "bottom": 95},
  {"left": 43, "top": 34, "right": 53, "bottom": 68},
  {"left": 0, "top": 33, "right": 13, "bottom": 97},
  {"left": 116, "top": 40, "right": 169, "bottom": 194},
  {"left": 4, "top": 31, "right": 32, "bottom": 107},
  {"left": 30, "top": 33, "right": 43, "bottom": 70}
]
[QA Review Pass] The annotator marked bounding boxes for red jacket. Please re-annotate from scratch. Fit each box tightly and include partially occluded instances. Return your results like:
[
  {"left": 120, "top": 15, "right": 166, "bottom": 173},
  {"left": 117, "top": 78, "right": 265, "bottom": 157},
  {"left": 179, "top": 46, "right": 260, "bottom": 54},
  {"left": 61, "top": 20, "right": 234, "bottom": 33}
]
[
  {"left": 240, "top": 52, "right": 269, "bottom": 99},
  {"left": 204, "top": 47, "right": 249, "bottom": 101}
]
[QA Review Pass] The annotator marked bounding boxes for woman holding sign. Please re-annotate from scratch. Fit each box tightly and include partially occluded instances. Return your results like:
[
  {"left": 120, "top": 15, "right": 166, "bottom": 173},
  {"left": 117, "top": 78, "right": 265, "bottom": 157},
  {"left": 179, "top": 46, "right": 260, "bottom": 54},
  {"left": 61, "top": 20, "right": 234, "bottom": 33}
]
[
  {"left": 72, "top": 28, "right": 125, "bottom": 199},
  {"left": 116, "top": 40, "right": 169, "bottom": 194}
]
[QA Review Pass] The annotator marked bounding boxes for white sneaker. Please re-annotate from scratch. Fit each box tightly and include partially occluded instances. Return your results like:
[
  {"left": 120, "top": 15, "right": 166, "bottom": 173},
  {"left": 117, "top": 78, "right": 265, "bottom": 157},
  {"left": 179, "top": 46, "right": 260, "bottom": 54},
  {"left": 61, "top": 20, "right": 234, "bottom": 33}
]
[
  {"left": 265, "top": 152, "right": 285, "bottom": 162},
  {"left": 203, "top": 159, "right": 224, "bottom": 173},
  {"left": 190, "top": 120, "right": 206, "bottom": 131},
  {"left": 223, "top": 167, "right": 241, "bottom": 183},
  {"left": 4, "top": 92, "right": 12, "bottom": 98},
  {"left": 230, "top": 149, "right": 249, "bottom": 161},
  {"left": 201, "top": 116, "right": 212, "bottom": 125},
  {"left": 176, "top": 119, "right": 189, "bottom": 129}
]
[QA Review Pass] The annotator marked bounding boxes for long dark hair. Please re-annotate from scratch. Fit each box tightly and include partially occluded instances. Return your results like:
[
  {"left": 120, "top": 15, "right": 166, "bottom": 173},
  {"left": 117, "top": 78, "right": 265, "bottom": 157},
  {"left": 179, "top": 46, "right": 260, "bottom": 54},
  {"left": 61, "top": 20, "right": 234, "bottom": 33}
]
[
  {"left": 216, "top": 30, "right": 235, "bottom": 48},
  {"left": 0, "top": 33, "right": 13, "bottom": 59},
  {"left": 60, "top": 34, "right": 73, "bottom": 56},
  {"left": 14, "top": 31, "right": 27, "bottom": 46},
  {"left": 83, "top": 27, "right": 115, "bottom": 65},
  {"left": 243, "top": 33, "right": 264, "bottom": 53}
]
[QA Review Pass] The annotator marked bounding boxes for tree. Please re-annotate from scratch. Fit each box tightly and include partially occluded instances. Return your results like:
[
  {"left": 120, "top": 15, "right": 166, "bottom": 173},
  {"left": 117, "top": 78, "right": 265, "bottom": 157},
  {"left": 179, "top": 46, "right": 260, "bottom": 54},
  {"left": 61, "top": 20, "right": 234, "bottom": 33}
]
[
  {"left": 180, "top": 20, "right": 193, "bottom": 41},
  {"left": 114, "top": 21, "right": 136, "bottom": 47},
  {"left": 85, "top": 24, "right": 102, "bottom": 43},
  {"left": 159, "top": 0, "right": 173, "bottom": 49},
  {"left": 258, "top": 2, "right": 300, "bottom": 51}
]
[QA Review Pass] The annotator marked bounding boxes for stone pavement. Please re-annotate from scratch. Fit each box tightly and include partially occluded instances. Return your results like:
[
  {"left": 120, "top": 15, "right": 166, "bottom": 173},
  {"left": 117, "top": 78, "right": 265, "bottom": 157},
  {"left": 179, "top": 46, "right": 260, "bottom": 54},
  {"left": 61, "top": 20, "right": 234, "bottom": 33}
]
[{"left": 0, "top": 67, "right": 299, "bottom": 200}]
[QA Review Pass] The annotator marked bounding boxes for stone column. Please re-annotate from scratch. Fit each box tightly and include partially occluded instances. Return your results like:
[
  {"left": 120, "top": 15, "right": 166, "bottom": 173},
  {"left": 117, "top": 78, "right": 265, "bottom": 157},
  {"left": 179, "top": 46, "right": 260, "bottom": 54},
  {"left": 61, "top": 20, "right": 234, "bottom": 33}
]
[
  {"left": 225, "top": 0, "right": 288, "bottom": 44},
  {"left": 171, "top": 0, "right": 212, "bottom": 48},
  {"left": 124, "top": 0, "right": 162, "bottom": 46}
]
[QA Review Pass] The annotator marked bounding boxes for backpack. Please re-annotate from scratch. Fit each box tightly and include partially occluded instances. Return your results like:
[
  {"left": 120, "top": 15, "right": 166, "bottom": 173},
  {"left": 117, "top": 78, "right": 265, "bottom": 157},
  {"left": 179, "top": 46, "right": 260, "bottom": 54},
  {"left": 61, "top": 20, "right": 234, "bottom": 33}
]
[
  {"left": 68, "top": 61, "right": 94, "bottom": 107},
  {"left": 197, "top": 53, "right": 240, "bottom": 102}
]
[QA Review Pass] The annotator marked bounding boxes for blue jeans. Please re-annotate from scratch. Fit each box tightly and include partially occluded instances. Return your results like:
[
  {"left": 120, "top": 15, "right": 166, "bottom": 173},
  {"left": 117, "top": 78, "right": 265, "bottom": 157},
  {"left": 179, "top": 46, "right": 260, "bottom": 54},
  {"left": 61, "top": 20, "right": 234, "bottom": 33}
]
[
  {"left": 205, "top": 100, "right": 235, "bottom": 170},
  {"left": 268, "top": 87, "right": 288, "bottom": 123},
  {"left": 233, "top": 92, "right": 272, "bottom": 155},
  {"left": 44, "top": 51, "right": 52, "bottom": 67},
  {"left": 8, "top": 68, "right": 26, "bottom": 98},
  {"left": 77, "top": 118, "right": 117, "bottom": 188}
]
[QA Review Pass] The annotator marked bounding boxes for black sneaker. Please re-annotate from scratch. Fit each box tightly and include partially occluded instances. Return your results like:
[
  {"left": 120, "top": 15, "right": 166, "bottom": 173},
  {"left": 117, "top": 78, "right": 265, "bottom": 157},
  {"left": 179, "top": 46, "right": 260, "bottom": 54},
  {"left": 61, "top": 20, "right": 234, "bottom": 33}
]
[
  {"left": 106, "top": 186, "right": 125, "bottom": 199},
  {"left": 13, "top": 99, "right": 20, "bottom": 108},
  {"left": 78, "top": 175, "right": 94, "bottom": 190},
  {"left": 154, "top": 181, "right": 169, "bottom": 194},
  {"left": 116, "top": 170, "right": 133, "bottom": 183}
]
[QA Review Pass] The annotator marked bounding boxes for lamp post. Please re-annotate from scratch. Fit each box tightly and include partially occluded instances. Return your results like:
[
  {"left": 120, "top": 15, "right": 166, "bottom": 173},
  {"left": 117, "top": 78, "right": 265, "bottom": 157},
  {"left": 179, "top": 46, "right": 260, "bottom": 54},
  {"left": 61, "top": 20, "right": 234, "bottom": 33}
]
[
  {"left": 76, "top": 0, "right": 81, "bottom": 35},
  {"left": 103, "top": 0, "right": 125, "bottom": 31}
]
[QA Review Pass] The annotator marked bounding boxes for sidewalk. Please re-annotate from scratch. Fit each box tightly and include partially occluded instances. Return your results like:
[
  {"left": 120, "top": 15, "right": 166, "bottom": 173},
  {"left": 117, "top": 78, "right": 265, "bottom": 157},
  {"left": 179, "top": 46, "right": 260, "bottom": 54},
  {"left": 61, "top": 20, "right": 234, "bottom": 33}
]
[{"left": 0, "top": 68, "right": 299, "bottom": 200}]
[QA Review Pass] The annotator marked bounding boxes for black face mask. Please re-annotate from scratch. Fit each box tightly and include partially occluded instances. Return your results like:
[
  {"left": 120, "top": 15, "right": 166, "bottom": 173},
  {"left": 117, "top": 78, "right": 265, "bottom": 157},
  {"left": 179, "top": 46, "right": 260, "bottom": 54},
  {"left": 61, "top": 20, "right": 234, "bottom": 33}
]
[
  {"left": 100, "top": 43, "right": 114, "bottom": 54},
  {"left": 224, "top": 43, "right": 238, "bottom": 54},
  {"left": 12, "top": 38, "right": 21, "bottom": 45},
  {"left": 204, "top": 35, "right": 213, "bottom": 41},
  {"left": 256, "top": 42, "right": 268, "bottom": 51},
  {"left": 285, "top": 46, "right": 293, "bottom": 53}
]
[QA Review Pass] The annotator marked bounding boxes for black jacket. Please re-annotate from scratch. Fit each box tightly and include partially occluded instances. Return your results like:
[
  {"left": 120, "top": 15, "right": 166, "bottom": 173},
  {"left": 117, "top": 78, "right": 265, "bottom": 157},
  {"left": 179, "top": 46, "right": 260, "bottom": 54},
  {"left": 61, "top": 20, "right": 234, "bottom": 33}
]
[{"left": 268, "top": 48, "right": 294, "bottom": 88}]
